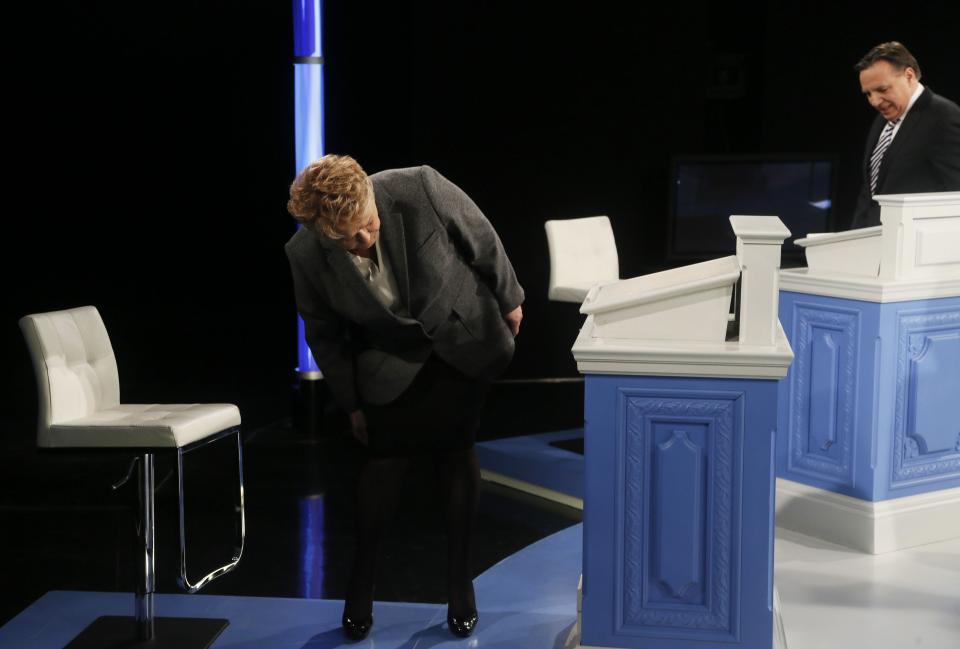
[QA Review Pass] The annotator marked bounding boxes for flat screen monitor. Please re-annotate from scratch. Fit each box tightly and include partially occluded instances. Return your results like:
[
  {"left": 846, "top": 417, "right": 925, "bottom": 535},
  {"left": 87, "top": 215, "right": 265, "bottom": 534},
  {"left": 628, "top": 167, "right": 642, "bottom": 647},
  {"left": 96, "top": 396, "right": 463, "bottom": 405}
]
[{"left": 669, "top": 156, "right": 835, "bottom": 260}]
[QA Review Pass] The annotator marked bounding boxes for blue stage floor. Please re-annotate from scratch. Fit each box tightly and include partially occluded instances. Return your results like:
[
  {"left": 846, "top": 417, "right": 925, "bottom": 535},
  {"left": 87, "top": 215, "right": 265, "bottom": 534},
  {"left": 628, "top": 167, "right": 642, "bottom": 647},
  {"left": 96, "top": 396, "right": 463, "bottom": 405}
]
[
  {"left": 476, "top": 429, "right": 584, "bottom": 508},
  {"left": 0, "top": 524, "right": 582, "bottom": 649}
]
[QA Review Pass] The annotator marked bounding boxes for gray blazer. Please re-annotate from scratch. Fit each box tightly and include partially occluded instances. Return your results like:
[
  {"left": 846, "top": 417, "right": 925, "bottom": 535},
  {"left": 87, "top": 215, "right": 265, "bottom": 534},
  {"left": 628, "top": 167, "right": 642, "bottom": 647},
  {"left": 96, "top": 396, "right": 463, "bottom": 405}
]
[{"left": 285, "top": 165, "right": 524, "bottom": 412}]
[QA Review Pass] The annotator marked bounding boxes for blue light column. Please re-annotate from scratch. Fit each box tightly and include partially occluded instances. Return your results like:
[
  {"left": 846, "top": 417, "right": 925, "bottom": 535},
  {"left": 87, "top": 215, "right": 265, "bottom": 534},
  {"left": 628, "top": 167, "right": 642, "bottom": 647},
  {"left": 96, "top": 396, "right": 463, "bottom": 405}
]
[
  {"left": 298, "top": 495, "right": 326, "bottom": 597},
  {"left": 293, "top": 0, "right": 323, "bottom": 378}
]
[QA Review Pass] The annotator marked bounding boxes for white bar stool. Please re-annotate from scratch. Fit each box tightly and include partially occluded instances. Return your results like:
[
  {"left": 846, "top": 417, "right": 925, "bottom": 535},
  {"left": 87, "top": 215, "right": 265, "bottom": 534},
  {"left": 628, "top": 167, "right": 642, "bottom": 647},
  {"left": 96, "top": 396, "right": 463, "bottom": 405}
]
[{"left": 20, "top": 306, "right": 245, "bottom": 649}]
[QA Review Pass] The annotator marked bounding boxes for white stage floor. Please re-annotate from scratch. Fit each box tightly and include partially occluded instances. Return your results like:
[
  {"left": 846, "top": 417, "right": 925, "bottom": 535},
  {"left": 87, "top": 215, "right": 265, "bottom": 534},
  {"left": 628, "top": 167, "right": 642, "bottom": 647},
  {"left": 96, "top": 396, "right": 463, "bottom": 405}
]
[{"left": 774, "top": 528, "right": 960, "bottom": 649}]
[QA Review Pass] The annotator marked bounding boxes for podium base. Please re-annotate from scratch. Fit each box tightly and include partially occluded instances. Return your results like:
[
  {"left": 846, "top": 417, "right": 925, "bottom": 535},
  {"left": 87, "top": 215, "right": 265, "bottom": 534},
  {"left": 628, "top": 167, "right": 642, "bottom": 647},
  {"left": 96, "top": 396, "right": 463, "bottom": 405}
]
[{"left": 776, "top": 478, "right": 960, "bottom": 554}]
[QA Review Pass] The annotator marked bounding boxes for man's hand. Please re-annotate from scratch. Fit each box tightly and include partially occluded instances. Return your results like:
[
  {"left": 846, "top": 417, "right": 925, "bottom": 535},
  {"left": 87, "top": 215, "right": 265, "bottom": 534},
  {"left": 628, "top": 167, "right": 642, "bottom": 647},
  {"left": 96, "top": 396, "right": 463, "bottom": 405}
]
[
  {"left": 349, "top": 409, "right": 368, "bottom": 445},
  {"left": 503, "top": 305, "right": 523, "bottom": 337}
]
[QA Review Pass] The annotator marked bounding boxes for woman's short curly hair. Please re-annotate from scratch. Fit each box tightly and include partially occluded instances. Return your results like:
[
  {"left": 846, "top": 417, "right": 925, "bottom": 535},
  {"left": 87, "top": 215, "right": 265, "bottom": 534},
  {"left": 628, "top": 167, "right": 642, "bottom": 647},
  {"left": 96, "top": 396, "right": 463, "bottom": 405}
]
[{"left": 287, "top": 154, "right": 371, "bottom": 240}]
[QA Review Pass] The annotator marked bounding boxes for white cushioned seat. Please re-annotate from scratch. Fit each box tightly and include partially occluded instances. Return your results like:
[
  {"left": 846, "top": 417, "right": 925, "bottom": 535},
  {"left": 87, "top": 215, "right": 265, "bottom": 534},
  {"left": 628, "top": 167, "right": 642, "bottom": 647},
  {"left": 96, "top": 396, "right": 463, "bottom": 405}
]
[
  {"left": 48, "top": 403, "right": 241, "bottom": 449},
  {"left": 545, "top": 215, "right": 619, "bottom": 303}
]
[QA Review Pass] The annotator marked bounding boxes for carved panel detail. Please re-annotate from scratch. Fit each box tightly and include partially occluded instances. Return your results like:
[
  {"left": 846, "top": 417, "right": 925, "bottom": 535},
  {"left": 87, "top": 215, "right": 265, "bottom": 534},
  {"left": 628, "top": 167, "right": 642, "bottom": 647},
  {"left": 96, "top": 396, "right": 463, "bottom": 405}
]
[
  {"left": 654, "top": 431, "right": 704, "bottom": 600},
  {"left": 621, "top": 393, "right": 739, "bottom": 632},
  {"left": 892, "top": 308, "right": 960, "bottom": 485},
  {"left": 789, "top": 303, "right": 858, "bottom": 483}
]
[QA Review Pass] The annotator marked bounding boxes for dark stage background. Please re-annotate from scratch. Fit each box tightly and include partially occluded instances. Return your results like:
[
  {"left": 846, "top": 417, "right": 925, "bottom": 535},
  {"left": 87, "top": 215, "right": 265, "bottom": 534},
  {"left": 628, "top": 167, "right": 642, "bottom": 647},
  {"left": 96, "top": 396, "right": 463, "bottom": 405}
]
[{"left": 5, "top": 1, "right": 959, "bottom": 434}]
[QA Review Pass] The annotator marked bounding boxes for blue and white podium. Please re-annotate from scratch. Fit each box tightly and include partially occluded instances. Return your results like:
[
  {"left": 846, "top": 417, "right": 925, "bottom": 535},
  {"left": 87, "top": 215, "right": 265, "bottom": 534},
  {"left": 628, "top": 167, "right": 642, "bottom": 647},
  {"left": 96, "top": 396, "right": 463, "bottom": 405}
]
[
  {"left": 572, "top": 216, "right": 793, "bottom": 649},
  {"left": 776, "top": 192, "right": 960, "bottom": 554}
]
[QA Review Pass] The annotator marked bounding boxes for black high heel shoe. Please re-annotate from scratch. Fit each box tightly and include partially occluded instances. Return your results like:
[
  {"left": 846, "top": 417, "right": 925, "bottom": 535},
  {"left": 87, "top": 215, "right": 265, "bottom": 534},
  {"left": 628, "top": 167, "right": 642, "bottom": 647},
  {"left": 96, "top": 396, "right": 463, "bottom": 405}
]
[
  {"left": 341, "top": 611, "right": 373, "bottom": 641},
  {"left": 446, "top": 608, "right": 478, "bottom": 638}
]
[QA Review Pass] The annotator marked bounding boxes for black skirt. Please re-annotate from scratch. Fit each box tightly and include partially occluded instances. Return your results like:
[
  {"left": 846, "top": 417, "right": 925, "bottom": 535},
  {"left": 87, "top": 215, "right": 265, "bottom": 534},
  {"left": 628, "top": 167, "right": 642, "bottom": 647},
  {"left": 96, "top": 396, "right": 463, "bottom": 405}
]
[{"left": 363, "top": 354, "right": 490, "bottom": 456}]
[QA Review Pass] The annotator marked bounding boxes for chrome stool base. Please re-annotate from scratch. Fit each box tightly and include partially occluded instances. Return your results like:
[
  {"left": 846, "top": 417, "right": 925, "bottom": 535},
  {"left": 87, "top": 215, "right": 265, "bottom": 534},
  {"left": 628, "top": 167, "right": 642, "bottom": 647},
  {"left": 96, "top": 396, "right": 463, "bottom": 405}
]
[{"left": 64, "top": 615, "right": 228, "bottom": 649}]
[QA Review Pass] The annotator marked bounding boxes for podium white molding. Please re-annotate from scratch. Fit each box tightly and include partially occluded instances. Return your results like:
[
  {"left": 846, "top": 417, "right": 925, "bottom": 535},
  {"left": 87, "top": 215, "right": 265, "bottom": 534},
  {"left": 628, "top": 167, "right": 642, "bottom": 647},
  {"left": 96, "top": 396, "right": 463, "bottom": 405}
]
[{"left": 775, "top": 478, "right": 960, "bottom": 554}]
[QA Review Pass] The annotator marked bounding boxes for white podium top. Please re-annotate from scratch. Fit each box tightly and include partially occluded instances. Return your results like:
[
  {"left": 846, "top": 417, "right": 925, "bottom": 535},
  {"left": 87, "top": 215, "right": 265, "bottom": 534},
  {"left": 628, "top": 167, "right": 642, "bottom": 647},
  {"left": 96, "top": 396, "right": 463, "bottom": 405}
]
[
  {"left": 728, "top": 214, "right": 792, "bottom": 241},
  {"left": 782, "top": 191, "right": 960, "bottom": 302},
  {"left": 573, "top": 215, "right": 794, "bottom": 379},
  {"left": 572, "top": 317, "right": 794, "bottom": 379},
  {"left": 581, "top": 256, "right": 739, "bottom": 342}
]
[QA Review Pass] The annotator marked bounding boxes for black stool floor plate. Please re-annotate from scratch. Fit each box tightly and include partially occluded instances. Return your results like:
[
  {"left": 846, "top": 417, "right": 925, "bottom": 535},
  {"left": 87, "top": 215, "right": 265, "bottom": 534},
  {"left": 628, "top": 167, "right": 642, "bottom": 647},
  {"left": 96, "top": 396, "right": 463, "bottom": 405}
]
[{"left": 64, "top": 616, "right": 228, "bottom": 649}]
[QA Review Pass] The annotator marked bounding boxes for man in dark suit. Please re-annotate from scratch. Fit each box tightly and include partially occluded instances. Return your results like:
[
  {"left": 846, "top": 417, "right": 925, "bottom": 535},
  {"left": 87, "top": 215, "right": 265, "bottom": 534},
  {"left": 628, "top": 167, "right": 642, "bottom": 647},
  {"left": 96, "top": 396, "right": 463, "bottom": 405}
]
[
  {"left": 850, "top": 41, "right": 960, "bottom": 229},
  {"left": 285, "top": 155, "right": 523, "bottom": 639}
]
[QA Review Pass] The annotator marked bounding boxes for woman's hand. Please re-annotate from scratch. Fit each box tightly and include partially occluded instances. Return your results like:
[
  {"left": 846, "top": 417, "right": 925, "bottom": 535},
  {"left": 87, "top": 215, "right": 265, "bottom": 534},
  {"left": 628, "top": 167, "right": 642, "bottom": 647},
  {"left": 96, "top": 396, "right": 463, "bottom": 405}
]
[
  {"left": 503, "top": 305, "right": 523, "bottom": 337},
  {"left": 349, "top": 409, "right": 369, "bottom": 445}
]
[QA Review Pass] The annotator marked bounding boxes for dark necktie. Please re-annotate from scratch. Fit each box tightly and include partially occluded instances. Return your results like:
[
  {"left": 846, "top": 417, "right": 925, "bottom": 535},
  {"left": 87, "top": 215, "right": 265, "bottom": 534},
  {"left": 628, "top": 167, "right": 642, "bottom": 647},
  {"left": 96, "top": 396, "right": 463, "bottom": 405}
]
[{"left": 869, "top": 119, "right": 900, "bottom": 194}]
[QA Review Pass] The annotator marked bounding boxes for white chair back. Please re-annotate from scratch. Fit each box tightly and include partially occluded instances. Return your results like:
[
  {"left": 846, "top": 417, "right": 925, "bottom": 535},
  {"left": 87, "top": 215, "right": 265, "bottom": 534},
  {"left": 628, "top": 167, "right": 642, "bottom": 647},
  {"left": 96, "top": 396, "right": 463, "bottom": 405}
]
[
  {"left": 19, "top": 306, "right": 120, "bottom": 446},
  {"left": 545, "top": 216, "right": 619, "bottom": 303}
]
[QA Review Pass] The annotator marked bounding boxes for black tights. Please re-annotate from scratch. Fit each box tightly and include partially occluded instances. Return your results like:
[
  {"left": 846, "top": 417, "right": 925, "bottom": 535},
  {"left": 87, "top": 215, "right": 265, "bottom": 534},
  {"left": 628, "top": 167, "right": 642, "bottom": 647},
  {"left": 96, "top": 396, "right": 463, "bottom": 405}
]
[{"left": 343, "top": 447, "right": 480, "bottom": 620}]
